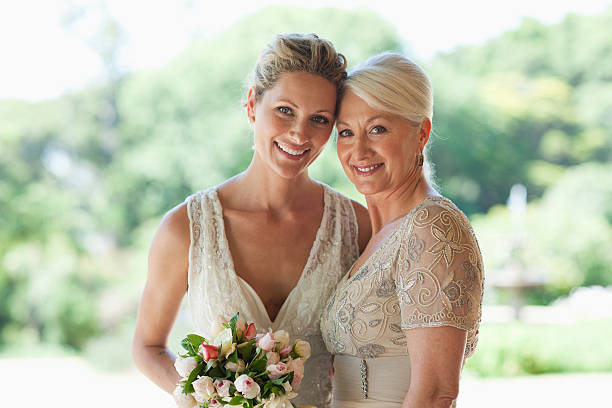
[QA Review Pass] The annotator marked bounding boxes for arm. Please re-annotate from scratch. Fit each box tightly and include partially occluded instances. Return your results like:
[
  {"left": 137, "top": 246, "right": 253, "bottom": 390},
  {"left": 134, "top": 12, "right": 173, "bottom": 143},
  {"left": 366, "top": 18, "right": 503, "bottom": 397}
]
[
  {"left": 351, "top": 200, "right": 372, "bottom": 253},
  {"left": 132, "top": 203, "right": 190, "bottom": 393},
  {"left": 401, "top": 326, "right": 466, "bottom": 408},
  {"left": 394, "top": 202, "right": 484, "bottom": 407}
]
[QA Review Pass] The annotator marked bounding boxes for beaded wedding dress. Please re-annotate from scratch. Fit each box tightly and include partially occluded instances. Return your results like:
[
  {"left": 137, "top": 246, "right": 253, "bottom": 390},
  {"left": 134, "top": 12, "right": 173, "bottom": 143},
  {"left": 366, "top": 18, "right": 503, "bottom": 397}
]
[
  {"left": 185, "top": 183, "right": 360, "bottom": 408},
  {"left": 321, "top": 196, "right": 484, "bottom": 407}
]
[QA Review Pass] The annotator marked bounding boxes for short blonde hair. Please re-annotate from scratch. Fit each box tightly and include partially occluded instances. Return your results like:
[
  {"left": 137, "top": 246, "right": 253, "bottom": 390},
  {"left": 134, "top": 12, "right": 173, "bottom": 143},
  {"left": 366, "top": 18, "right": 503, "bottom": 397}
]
[
  {"left": 344, "top": 52, "right": 433, "bottom": 124},
  {"left": 343, "top": 52, "right": 436, "bottom": 184},
  {"left": 247, "top": 33, "right": 347, "bottom": 100}
]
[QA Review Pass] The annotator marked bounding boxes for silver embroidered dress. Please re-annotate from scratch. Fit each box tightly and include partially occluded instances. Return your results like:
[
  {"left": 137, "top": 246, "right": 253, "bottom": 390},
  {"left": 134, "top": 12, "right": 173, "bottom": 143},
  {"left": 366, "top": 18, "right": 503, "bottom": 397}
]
[
  {"left": 186, "top": 184, "right": 360, "bottom": 408},
  {"left": 321, "top": 196, "right": 484, "bottom": 407}
]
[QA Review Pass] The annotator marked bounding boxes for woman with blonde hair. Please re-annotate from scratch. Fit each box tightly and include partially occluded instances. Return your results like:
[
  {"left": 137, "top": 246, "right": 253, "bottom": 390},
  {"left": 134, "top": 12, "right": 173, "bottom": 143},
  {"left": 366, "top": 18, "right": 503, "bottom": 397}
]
[
  {"left": 321, "top": 53, "right": 484, "bottom": 407},
  {"left": 132, "top": 33, "right": 371, "bottom": 408}
]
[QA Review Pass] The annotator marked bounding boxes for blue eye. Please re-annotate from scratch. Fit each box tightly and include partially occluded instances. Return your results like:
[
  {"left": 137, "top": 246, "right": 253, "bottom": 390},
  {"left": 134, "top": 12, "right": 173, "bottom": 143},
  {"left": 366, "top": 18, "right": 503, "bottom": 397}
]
[
  {"left": 312, "top": 115, "right": 329, "bottom": 124},
  {"left": 371, "top": 125, "right": 387, "bottom": 134},
  {"left": 278, "top": 106, "right": 292, "bottom": 115},
  {"left": 338, "top": 129, "right": 353, "bottom": 137}
]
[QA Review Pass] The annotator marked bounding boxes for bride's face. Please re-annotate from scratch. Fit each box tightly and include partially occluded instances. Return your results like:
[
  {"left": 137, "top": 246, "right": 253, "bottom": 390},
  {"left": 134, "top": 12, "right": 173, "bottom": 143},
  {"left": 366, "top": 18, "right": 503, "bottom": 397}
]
[{"left": 247, "top": 71, "right": 336, "bottom": 179}]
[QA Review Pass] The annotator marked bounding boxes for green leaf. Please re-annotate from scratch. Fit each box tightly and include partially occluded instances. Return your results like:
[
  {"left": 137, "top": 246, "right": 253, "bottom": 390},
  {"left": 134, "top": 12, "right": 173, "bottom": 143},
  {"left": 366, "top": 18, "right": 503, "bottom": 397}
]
[
  {"left": 248, "top": 357, "right": 267, "bottom": 372},
  {"left": 182, "top": 363, "right": 202, "bottom": 394},
  {"left": 252, "top": 370, "right": 270, "bottom": 378},
  {"left": 207, "top": 365, "right": 224, "bottom": 379},
  {"left": 228, "top": 396, "right": 247, "bottom": 405},
  {"left": 229, "top": 313, "right": 239, "bottom": 341},
  {"left": 228, "top": 348, "right": 239, "bottom": 363},
  {"left": 277, "top": 371, "right": 294, "bottom": 385},
  {"left": 187, "top": 334, "right": 206, "bottom": 347},
  {"left": 181, "top": 338, "right": 198, "bottom": 356},
  {"left": 237, "top": 340, "right": 255, "bottom": 362}
]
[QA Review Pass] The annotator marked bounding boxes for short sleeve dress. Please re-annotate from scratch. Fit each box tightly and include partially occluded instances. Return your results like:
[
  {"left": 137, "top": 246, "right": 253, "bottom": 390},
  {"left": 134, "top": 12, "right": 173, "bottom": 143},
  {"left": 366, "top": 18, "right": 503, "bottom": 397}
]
[{"left": 320, "top": 196, "right": 484, "bottom": 407}]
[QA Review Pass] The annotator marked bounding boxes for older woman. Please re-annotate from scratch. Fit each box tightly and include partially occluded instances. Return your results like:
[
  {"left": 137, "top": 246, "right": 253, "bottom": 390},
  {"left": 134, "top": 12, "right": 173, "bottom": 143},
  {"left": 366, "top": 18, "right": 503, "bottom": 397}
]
[{"left": 321, "top": 53, "right": 484, "bottom": 408}]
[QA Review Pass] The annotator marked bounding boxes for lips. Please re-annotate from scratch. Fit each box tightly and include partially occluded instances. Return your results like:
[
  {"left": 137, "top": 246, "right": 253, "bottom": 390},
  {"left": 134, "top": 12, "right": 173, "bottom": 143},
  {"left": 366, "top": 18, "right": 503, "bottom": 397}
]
[
  {"left": 353, "top": 162, "right": 384, "bottom": 176},
  {"left": 274, "top": 141, "right": 310, "bottom": 160}
]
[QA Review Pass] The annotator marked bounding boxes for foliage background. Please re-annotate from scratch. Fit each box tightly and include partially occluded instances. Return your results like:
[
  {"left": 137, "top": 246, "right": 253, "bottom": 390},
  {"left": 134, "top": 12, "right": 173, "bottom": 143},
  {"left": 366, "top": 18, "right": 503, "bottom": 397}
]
[{"left": 1, "top": 4, "right": 611, "bottom": 377}]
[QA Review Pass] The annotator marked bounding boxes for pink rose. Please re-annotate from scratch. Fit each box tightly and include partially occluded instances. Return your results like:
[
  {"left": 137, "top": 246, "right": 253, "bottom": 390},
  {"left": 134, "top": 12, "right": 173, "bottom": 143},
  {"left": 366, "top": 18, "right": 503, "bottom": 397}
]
[
  {"left": 257, "top": 332, "right": 275, "bottom": 351},
  {"left": 200, "top": 344, "right": 219, "bottom": 361},
  {"left": 267, "top": 362, "right": 289, "bottom": 379},
  {"left": 214, "top": 379, "right": 232, "bottom": 397},
  {"left": 234, "top": 374, "right": 261, "bottom": 399},
  {"left": 279, "top": 346, "right": 291, "bottom": 358},
  {"left": 174, "top": 356, "right": 198, "bottom": 378},
  {"left": 291, "top": 372, "right": 303, "bottom": 391},
  {"left": 244, "top": 323, "right": 257, "bottom": 340},
  {"left": 287, "top": 358, "right": 304, "bottom": 377},
  {"left": 208, "top": 398, "right": 224, "bottom": 408},
  {"left": 266, "top": 351, "right": 280, "bottom": 365}
]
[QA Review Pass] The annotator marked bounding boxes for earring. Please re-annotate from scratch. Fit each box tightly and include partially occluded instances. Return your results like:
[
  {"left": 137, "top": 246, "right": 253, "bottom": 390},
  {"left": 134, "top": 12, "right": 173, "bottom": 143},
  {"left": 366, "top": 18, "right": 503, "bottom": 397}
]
[{"left": 416, "top": 152, "right": 424, "bottom": 166}]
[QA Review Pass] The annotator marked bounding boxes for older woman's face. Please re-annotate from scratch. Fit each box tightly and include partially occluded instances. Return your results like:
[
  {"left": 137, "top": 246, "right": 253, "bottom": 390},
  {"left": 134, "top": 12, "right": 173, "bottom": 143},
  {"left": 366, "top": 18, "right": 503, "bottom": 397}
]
[{"left": 336, "top": 91, "right": 429, "bottom": 197}]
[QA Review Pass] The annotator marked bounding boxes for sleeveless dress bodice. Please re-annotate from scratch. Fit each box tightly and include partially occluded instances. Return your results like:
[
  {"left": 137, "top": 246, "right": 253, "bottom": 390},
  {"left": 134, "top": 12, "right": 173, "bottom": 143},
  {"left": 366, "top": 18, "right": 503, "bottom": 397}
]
[{"left": 185, "top": 183, "right": 360, "bottom": 408}]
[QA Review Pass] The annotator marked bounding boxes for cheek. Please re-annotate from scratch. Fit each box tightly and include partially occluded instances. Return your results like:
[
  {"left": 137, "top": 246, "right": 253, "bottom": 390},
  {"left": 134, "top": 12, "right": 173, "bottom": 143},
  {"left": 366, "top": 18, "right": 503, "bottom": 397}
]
[{"left": 336, "top": 142, "right": 351, "bottom": 165}]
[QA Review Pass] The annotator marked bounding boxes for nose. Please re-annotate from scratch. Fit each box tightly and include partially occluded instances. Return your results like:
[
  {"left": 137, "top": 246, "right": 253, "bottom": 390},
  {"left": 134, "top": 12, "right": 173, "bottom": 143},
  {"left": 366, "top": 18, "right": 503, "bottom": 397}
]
[
  {"left": 351, "top": 134, "right": 371, "bottom": 159},
  {"left": 287, "top": 118, "right": 309, "bottom": 145}
]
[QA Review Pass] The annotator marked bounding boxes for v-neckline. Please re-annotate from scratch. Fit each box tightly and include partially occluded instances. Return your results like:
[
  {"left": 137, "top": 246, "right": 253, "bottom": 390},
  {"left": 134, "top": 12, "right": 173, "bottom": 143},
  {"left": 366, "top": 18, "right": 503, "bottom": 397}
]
[
  {"left": 344, "top": 195, "right": 439, "bottom": 283},
  {"left": 211, "top": 184, "right": 329, "bottom": 327}
]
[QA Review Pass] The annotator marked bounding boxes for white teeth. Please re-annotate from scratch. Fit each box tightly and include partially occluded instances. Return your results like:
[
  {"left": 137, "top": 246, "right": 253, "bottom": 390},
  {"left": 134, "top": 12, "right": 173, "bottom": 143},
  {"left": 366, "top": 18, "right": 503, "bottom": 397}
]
[
  {"left": 277, "top": 142, "right": 307, "bottom": 156},
  {"left": 356, "top": 164, "right": 382, "bottom": 172}
]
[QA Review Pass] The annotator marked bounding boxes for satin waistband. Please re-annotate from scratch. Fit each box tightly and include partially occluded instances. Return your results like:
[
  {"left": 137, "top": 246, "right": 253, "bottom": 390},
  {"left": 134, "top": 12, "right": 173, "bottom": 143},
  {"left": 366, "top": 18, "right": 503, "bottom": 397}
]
[{"left": 332, "top": 355, "right": 412, "bottom": 404}]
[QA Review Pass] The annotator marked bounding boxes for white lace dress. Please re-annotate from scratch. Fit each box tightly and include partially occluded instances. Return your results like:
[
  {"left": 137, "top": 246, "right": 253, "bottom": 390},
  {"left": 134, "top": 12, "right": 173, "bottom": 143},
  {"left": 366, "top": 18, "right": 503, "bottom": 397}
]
[{"left": 185, "top": 183, "right": 360, "bottom": 408}]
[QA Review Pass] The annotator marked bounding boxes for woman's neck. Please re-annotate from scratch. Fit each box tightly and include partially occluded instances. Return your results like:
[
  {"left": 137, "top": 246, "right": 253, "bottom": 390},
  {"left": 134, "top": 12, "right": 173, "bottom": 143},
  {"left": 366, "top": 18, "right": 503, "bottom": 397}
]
[
  {"left": 365, "top": 175, "right": 436, "bottom": 234},
  {"left": 222, "top": 153, "right": 318, "bottom": 215}
]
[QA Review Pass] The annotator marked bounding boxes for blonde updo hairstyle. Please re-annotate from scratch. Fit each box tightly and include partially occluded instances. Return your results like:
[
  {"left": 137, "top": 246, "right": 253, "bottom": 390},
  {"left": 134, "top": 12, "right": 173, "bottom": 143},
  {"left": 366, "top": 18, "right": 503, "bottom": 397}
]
[
  {"left": 247, "top": 33, "right": 347, "bottom": 102},
  {"left": 342, "top": 52, "right": 436, "bottom": 184}
]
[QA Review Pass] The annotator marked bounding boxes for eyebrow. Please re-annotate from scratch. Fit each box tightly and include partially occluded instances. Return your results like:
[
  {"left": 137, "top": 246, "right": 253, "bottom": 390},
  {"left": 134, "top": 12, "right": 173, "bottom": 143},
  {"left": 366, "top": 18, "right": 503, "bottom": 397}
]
[
  {"left": 276, "top": 99, "right": 334, "bottom": 115},
  {"left": 336, "top": 115, "right": 389, "bottom": 127}
]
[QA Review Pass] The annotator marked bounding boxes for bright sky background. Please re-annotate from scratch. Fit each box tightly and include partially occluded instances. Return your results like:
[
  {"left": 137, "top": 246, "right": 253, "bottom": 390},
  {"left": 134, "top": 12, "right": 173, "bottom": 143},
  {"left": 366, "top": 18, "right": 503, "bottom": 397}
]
[{"left": 1, "top": 0, "right": 611, "bottom": 101}]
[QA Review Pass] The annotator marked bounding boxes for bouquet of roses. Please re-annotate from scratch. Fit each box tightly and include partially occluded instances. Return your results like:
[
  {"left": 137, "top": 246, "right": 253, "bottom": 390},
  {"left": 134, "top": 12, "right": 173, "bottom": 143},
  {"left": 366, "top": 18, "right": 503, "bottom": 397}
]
[{"left": 173, "top": 313, "right": 311, "bottom": 408}]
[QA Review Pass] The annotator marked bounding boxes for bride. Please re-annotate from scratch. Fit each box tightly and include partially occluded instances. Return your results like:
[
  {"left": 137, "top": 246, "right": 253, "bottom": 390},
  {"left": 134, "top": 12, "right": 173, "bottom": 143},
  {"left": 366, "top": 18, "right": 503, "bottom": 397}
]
[
  {"left": 321, "top": 53, "right": 484, "bottom": 407},
  {"left": 132, "top": 33, "right": 370, "bottom": 408}
]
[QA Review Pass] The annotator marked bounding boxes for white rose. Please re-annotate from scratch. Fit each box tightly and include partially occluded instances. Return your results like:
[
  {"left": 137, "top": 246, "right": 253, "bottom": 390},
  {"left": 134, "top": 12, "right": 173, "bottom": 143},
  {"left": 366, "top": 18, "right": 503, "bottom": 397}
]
[
  {"left": 214, "top": 379, "right": 233, "bottom": 398},
  {"left": 263, "top": 393, "right": 296, "bottom": 408},
  {"left": 234, "top": 374, "right": 261, "bottom": 399},
  {"left": 211, "top": 315, "right": 229, "bottom": 337},
  {"left": 282, "top": 382, "right": 292, "bottom": 393},
  {"left": 214, "top": 327, "right": 235, "bottom": 359},
  {"left": 174, "top": 356, "right": 198, "bottom": 378},
  {"left": 225, "top": 358, "right": 246, "bottom": 372},
  {"left": 273, "top": 330, "right": 290, "bottom": 349},
  {"left": 293, "top": 340, "right": 311, "bottom": 360},
  {"left": 192, "top": 376, "right": 216, "bottom": 400},
  {"left": 172, "top": 385, "right": 197, "bottom": 408}
]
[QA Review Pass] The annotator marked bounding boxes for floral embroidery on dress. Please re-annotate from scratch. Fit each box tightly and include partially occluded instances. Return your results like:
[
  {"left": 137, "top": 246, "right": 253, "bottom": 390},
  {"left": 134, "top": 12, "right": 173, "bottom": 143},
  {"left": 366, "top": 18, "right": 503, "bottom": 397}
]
[
  {"left": 429, "top": 223, "right": 463, "bottom": 266},
  {"left": 358, "top": 344, "right": 386, "bottom": 358},
  {"left": 321, "top": 196, "right": 484, "bottom": 363}
]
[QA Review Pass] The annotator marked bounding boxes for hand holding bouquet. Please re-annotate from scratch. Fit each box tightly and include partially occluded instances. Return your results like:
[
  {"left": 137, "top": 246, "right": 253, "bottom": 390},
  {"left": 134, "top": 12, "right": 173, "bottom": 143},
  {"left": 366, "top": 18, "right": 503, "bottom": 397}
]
[{"left": 173, "top": 313, "right": 311, "bottom": 408}]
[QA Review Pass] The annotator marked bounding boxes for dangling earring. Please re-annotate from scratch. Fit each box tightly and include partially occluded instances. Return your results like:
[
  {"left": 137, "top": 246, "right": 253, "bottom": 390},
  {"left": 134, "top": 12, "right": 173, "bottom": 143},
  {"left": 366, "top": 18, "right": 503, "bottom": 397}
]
[{"left": 416, "top": 152, "right": 424, "bottom": 167}]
